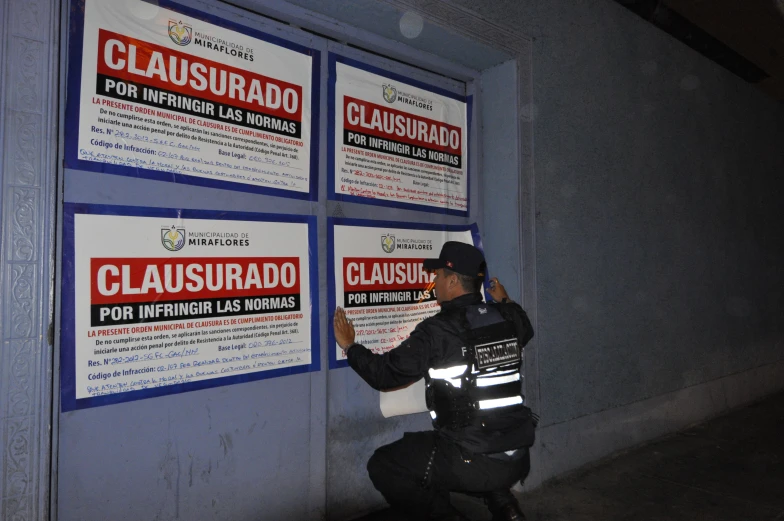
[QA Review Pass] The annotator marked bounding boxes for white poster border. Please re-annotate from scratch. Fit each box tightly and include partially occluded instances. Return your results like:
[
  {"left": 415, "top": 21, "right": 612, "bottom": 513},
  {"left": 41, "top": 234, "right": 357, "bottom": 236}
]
[
  {"left": 327, "top": 53, "right": 471, "bottom": 216},
  {"left": 60, "top": 203, "right": 320, "bottom": 411},
  {"left": 64, "top": 0, "right": 321, "bottom": 201}
]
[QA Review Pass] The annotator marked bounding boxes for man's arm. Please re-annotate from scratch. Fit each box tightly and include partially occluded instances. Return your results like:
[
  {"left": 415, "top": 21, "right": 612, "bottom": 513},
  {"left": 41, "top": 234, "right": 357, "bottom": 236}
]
[
  {"left": 333, "top": 307, "right": 431, "bottom": 391},
  {"left": 486, "top": 277, "right": 534, "bottom": 346},
  {"left": 487, "top": 276, "right": 511, "bottom": 303}
]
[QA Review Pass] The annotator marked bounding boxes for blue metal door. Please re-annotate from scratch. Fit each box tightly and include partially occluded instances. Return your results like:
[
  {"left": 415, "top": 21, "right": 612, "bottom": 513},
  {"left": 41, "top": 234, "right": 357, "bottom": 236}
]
[{"left": 54, "top": 1, "right": 477, "bottom": 520}]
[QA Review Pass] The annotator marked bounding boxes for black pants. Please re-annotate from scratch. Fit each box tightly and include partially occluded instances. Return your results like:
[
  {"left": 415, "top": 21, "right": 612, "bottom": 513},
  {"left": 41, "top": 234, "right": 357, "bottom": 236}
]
[{"left": 367, "top": 431, "right": 530, "bottom": 520}]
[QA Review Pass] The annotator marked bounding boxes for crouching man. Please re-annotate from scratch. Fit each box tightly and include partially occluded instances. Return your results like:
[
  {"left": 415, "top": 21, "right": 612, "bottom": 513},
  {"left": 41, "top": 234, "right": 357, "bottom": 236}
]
[{"left": 333, "top": 242, "right": 536, "bottom": 521}]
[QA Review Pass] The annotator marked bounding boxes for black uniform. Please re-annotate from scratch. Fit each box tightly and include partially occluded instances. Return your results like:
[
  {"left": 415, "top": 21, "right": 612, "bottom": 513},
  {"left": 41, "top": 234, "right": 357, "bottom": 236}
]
[{"left": 347, "top": 292, "right": 535, "bottom": 520}]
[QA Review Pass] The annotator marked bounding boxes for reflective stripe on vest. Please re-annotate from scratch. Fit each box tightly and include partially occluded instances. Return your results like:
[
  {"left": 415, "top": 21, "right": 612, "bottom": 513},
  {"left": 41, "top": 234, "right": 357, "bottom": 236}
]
[
  {"left": 429, "top": 365, "right": 468, "bottom": 379},
  {"left": 429, "top": 364, "right": 468, "bottom": 388},
  {"left": 477, "top": 395, "right": 523, "bottom": 410},
  {"left": 475, "top": 372, "right": 520, "bottom": 387}
]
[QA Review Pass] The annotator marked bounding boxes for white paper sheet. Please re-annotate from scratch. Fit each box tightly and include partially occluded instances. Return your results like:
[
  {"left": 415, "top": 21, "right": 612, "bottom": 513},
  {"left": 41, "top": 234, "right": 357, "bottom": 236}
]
[{"left": 379, "top": 378, "right": 428, "bottom": 417}]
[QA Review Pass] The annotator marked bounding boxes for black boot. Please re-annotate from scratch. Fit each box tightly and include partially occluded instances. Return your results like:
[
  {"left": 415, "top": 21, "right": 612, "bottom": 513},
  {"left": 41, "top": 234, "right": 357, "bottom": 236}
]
[
  {"left": 485, "top": 489, "right": 526, "bottom": 521},
  {"left": 491, "top": 503, "right": 525, "bottom": 521}
]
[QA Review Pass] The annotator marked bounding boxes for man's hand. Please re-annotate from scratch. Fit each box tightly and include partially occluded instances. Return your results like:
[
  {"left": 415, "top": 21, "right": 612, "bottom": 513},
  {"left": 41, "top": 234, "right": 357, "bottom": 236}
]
[
  {"left": 487, "top": 277, "right": 511, "bottom": 303},
  {"left": 333, "top": 307, "right": 356, "bottom": 351}
]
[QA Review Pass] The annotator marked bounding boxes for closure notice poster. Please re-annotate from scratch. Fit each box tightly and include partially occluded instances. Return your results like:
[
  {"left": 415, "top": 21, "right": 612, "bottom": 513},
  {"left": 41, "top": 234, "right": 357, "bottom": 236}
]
[
  {"left": 328, "top": 54, "right": 469, "bottom": 215},
  {"left": 327, "top": 218, "right": 481, "bottom": 370},
  {"left": 61, "top": 204, "right": 318, "bottom": 411},
  {"left": 66, "top": 0, "right": 318, "bottom": 199}
]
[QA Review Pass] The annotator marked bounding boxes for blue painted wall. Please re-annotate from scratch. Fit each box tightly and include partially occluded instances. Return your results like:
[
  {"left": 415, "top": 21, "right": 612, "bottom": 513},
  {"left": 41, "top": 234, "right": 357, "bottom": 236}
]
[
  {"left": 0, "top": 0, "right": 59, "bottom": 518},
  {"left": 450, "top": 0, "right": 784, "bottom": 427}
]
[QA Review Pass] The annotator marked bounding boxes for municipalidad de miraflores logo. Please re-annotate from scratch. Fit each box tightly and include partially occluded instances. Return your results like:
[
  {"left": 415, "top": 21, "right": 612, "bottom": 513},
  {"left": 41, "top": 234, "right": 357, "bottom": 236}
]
[
  {"left": 168, "top": 20, "right": 192, "bottom": 46},
  {"left": 161, "top": 226, "right": 186, "bottom": 252},
  {"left": 382, "top": 83, "right": 434, "bottom": 111},
  {"left": 382, "top": 84, "right": 397, "bottom": 104},
  {"left": 381, "top": 234, "right": 433, "bottom": 252},
  {"left": 381, "top": 234, "right": 396, "bottom": 254}
]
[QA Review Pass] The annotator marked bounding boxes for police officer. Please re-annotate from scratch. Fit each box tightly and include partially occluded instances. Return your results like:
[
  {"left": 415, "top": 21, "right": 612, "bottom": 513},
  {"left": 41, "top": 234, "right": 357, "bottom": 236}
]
[{"left": 333, "top": 242, "right": 536, "bottom": 521}]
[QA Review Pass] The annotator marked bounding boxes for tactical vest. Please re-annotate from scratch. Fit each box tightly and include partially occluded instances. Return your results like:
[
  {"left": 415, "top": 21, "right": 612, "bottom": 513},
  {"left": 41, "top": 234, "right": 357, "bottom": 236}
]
[{"left": 425, "top": 302, "right": 536, "bottom": 453}]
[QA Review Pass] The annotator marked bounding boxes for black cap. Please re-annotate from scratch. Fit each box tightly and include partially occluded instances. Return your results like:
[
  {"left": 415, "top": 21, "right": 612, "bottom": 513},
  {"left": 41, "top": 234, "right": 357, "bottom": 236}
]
[{"left": 423, "top": 241, "right": 486, "bottom": 278}]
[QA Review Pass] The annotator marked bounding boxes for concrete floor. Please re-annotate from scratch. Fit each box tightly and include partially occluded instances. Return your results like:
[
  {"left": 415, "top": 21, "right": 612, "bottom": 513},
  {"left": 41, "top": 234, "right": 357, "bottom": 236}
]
[{"left": 352, "top": 391, "right": 784, "bottom": 521}]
